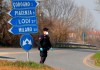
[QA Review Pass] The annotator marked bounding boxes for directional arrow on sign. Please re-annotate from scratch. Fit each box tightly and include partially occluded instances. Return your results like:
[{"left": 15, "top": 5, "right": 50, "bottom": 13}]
[
  {"left": 8, "top": 9, "right": 36, "bottom": 17},
  {"left": 9, "top": 25, "right": 38, "bottom": 35},
  {"left": 8, "top": 17, "right": 37, "bottom": 26},
  {"left": 22, "top": 38, "right": 32, "bottom": 46},
  {"left": 20, "top": 34, "right": 34, "bottom": 52},
  {"left": 12, "top": 0, "right": 39, "bottom": 9}
]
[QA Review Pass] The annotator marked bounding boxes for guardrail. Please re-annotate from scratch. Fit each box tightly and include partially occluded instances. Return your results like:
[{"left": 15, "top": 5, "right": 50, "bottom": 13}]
[{"left": 55, "top": 42, "right": 96, "bottom": 47}]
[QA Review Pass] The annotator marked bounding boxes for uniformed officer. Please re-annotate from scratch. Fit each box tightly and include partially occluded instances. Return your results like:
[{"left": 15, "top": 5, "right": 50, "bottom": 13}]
[{"left": 38, "top": 28, "right": 52, "bottom": 64}]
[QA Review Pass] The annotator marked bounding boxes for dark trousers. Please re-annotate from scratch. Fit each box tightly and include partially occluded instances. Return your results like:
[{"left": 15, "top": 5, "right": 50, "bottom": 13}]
[
  {"left": 40, "top": 51, "right": 47, "bottom": 64},
  {"left": 40, "top": 57, "right": 47, "bottom": 64}
]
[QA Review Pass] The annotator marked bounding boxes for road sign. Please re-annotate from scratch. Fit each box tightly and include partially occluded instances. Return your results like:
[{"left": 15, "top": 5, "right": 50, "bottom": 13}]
[
  {"left": 9, "top": 25, "right": 38, "bottom": 35},
  {"left": 82, "top": 32, "right": 87, "bottom": 44},
  {"left": 12, "top": 0, "right": 39, "bottom": 9},
  {"left": 8, "top": 9, "right": 36, "bottom": 17},
  {"left": 8, "top": 17, "right": 37, "bottom": 26},
  {"left": 82, "top": 32, "right": 87, "bottom": 38},
  {"left": 20, "top": 34, "right": 34, "bottom": 51}
]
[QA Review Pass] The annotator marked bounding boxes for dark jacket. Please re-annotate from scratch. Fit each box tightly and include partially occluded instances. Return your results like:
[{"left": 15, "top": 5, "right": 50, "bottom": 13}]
[{"left": 38, "top": 35, "right": 52, "bottom": 51}]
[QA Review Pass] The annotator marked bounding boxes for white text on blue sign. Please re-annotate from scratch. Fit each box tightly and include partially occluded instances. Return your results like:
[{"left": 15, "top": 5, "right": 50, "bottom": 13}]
[{"left": 12, "top": 1, "right": 38, "bottom": 9}]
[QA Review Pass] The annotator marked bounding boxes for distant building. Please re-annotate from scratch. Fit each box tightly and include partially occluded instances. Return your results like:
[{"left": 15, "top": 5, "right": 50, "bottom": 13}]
[
  {"left": 87, "top": 30, "right": 100, "bottom": 39},
  {"left": 68, "top": 29, "right": 100, "bottom": 44}
]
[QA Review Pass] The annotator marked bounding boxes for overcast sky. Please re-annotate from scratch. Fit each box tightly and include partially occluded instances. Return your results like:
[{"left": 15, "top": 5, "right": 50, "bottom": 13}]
[
  {"left": 5, "top": 0, "right": 100, "bottom": 30},
  {"left": 75, "top": 0, "right": 100, "bottom": 30}
]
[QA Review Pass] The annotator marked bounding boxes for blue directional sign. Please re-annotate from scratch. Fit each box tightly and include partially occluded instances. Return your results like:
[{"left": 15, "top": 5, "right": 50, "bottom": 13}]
[
  {"left": 20, "top": 34, "right": 34, "bottom": 51},
  {"left": 12, "top": 0, "right": 39, "bottom": 9},
  {"left": 8, "top": 9, "right": 36, "bottom": 17},
  {"left": 9, "top": 25, "right": 38, "bottom": 35},
  {"left": 82, "top": 32, "right": 87, "bottom": 40},
  {"left": 8, "top": 17, "right": 37, "bottom": 26}
]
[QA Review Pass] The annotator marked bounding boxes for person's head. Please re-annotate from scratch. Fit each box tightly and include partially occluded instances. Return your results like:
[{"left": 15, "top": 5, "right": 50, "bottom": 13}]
[{"left": 43, "top": 28, "right": 49, "bottom": 35}]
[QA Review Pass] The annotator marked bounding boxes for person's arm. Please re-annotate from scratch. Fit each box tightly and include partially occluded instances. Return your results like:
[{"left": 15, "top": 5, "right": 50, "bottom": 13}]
[
  {"left": 46, "top": 36, "right": 52, "bottom": 51},
  {"left": 38, "top": 35, "right": 43, "bottom": 51}
]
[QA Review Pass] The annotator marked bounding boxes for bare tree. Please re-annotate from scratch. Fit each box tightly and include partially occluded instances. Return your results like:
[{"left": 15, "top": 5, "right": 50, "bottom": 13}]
[
  {"left": 39, "top": 0, "right": 77, "bottom": 43},
  {"left": 96, "top": 0, "right": 100, "bottom": 11},
  {"left": 71, "top": 6, "right": 93, "bottom": 29},
  {"left": 0, "top": 0, "right": 95, "bottom": 46},
  {"left": 73, "top": 6, "right": 94, "bottom": 43},
  {"left": 0, "top": 0, "right": 20, "bottom": 46}
]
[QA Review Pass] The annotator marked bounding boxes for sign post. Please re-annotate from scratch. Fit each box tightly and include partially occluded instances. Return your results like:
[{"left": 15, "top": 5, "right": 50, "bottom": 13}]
[
  {"left": 8, "top": 0, "right": 39, "bottom": 61},
  {"left": 27, "top": 51, "right": 29, "bottom": 61},
  {"left": 20, "top": 34, "right": 33, "bottom": 61}
]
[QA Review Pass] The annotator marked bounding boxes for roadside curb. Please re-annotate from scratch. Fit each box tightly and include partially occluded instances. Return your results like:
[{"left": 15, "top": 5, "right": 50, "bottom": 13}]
[{"left": 83, "top": 53, "right": 100, "bottom": 70}]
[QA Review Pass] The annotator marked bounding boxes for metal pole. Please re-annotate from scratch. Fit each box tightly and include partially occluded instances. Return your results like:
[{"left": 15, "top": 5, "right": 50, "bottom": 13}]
[
  {"left": 83, "top": 36, "right": 85, "bottom": 44},
  {"left": 82, "top": 32, "right": 85, "bottom": 44},
  {"left": 27, "top": 51, "right": 29, "bottom": 61}
]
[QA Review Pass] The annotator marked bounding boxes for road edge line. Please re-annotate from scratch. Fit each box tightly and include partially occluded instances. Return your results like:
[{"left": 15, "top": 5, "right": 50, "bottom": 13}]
[{"left": 83, "top": 53, "right": 100, "bottom": 70}]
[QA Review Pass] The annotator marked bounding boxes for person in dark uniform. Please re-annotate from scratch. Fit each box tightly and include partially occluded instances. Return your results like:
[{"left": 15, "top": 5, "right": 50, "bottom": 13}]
[{"left": 38, "top": 28, "right": 52, "bottom": 64}]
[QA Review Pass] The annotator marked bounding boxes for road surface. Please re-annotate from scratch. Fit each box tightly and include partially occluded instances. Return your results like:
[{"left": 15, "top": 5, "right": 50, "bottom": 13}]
[{"left": 0, "top": 48, "right": 99, "bottom": 70}]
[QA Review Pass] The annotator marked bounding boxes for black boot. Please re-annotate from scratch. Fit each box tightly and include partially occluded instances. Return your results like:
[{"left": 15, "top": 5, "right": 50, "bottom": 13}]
[{"left": 40, "top": 57, "right": 46, "bottom": 64}]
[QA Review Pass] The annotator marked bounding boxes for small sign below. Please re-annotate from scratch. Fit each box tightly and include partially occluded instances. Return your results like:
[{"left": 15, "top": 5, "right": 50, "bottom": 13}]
[{"left": 20, "top": 34, "right": 34, "bottom": 51}]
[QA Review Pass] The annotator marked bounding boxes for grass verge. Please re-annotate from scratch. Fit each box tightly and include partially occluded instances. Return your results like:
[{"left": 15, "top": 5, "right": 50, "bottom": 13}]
[
  {"left": 0, "top": 60, "right": 55, "bottom": 70},
  {"left": 92, "top": 52, "right": 100, "bottom": 67}
]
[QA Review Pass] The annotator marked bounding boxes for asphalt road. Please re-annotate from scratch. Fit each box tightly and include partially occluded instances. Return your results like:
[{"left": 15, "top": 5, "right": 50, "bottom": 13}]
[{"left": 0, "top": 48, "right": 99, "bottom": 70}]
